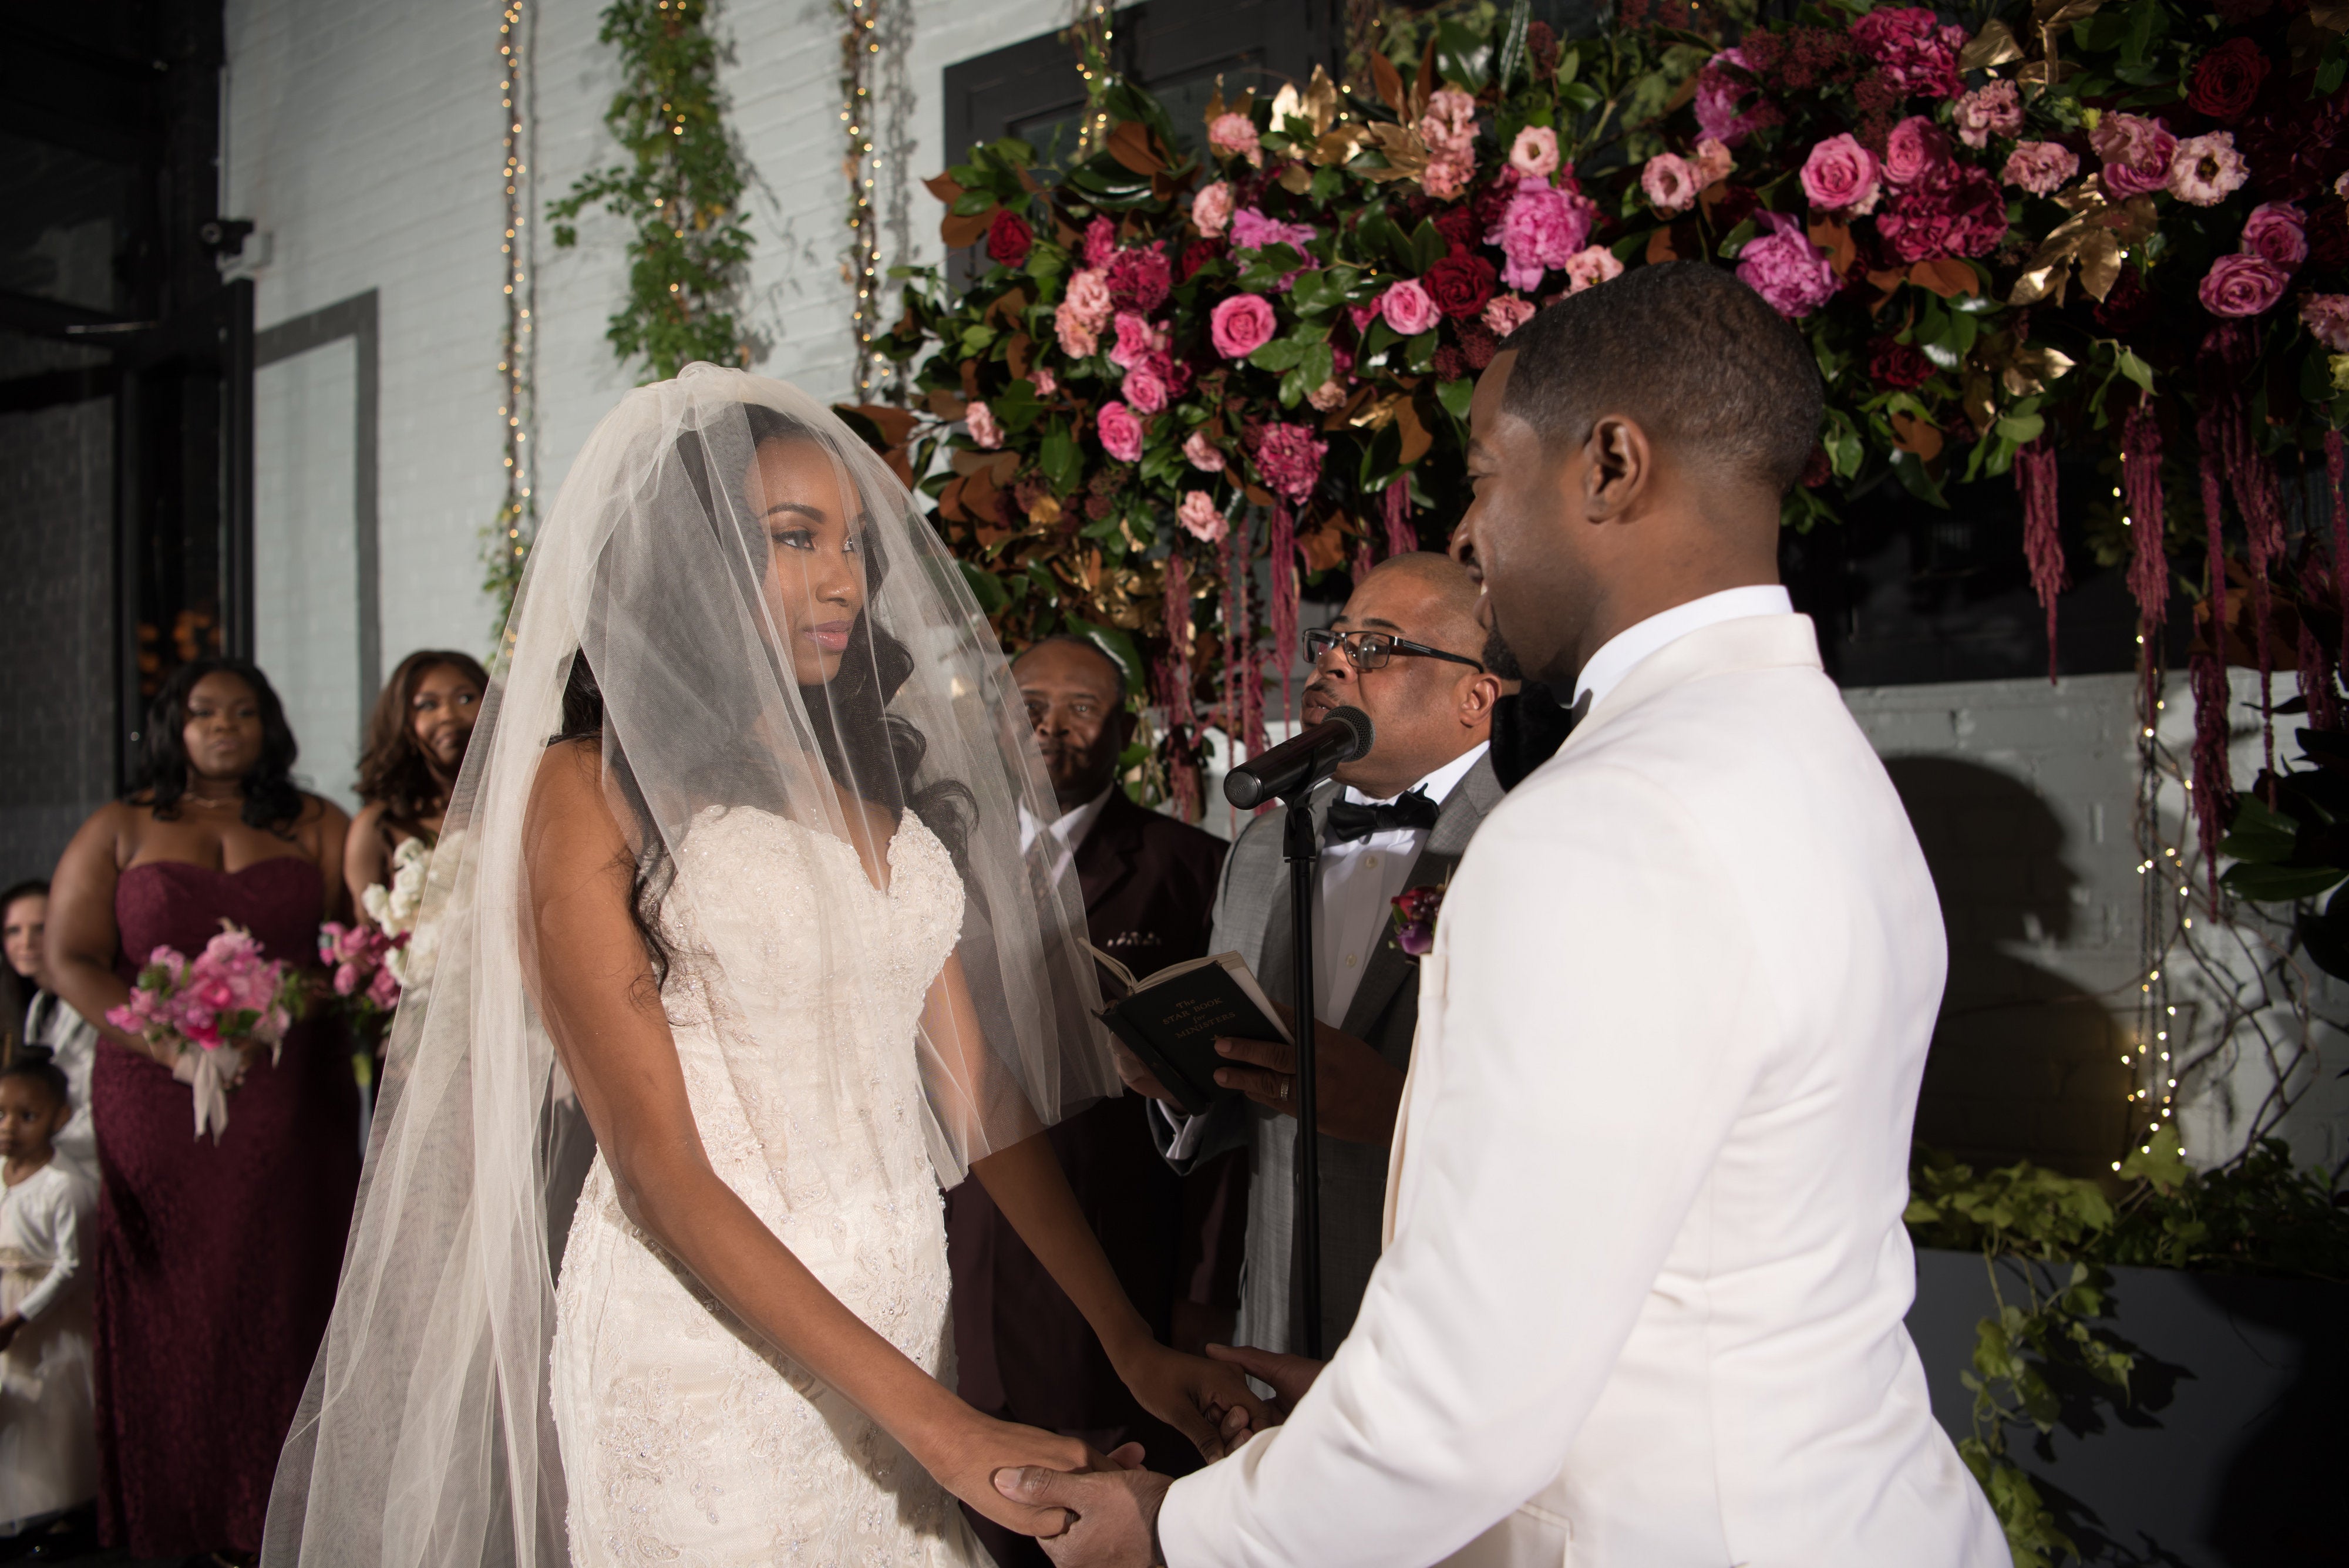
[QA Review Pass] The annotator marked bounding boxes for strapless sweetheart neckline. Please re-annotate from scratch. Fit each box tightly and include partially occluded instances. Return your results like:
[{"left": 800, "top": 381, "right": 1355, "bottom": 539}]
[{"left": 120, "top": 857, "right": 318, "bottom": 880}]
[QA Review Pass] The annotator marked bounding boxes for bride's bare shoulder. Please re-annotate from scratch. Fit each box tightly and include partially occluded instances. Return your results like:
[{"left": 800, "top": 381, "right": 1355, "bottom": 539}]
[{"left": 526, "top": 738, "right": 622, "bottom": 848}]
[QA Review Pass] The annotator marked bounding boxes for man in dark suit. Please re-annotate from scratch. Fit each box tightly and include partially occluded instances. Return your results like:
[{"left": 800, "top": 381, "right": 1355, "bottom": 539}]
[{"left": 944, "top": 635, "right": 1241, "bottom": 1566}]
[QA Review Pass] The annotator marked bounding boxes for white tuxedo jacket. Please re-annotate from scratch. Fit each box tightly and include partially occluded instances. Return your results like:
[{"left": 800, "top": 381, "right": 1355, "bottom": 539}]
[{"left": 1159, "top": 614, "right": 2008, "bottom": 1567}]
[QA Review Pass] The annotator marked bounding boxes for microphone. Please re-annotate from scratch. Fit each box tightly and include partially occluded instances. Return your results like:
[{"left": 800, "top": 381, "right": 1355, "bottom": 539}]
[{"left": 1222, "top": 706, "right": 1375, "bottom": 810}]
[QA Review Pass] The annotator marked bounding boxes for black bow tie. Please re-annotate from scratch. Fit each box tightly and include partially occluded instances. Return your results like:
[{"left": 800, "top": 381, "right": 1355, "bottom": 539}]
[
  {"left": 1491, "top": 685, "right": 1589, "bottom": 792},
  {"left": 1324, "top": 787, "right": 1441, "bottom": 845}
]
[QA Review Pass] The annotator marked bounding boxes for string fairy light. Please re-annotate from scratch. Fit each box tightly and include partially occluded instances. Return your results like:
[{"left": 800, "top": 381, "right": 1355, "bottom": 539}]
[
  {"left": 493, "top": 0, "right": 540, "bottom": 643},
  {"left": 1068, "top": 0, "right": 1115, "bottom": 154},
  {"left": 838, "top": 0, "right": 881, "bottom": 395}
]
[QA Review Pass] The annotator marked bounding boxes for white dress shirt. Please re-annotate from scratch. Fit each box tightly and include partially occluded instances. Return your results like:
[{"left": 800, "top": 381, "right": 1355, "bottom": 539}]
[
  {"left": 1572, "top": 583, "right": 1793, "bottom": 710},
  {"left": 1018, "top": 780, "right": 1115, "bottom": 889},
  {"left": 1313, "top": 741, "right": 1489, "bottom": 1027}
]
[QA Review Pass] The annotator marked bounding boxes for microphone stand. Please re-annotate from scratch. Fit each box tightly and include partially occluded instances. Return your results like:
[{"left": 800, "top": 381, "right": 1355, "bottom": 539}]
[{"left": 1281, "top": 786, "right": 1324, "bottom": 1359}]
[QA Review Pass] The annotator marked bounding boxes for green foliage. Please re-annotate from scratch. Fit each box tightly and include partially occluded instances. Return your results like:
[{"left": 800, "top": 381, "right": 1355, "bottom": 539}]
[
  {"left": 547, "top": 0, "right": 753, "bottom": 380},
  {"left": 1906, "top": 1128, "right": 2349, "bottom": 1563},
  {"left": 2217, "top": 728, "right": 2349, "bottom": 980}
]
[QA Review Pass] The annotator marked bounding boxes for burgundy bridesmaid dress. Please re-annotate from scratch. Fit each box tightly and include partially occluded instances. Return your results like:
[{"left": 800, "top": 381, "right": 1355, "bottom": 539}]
[{"left": 93, "top": 857, "right": 361, "bottom": 1556}]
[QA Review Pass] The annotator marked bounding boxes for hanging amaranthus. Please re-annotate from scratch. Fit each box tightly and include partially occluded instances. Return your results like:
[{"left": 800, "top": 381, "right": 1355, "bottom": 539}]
[
  {"left": 2328, "top": 429, "right": 2348, "bottom": 677},
  {"left": 1270, "top": 502, "right": 1299, "bottom": 728},
  {"left": 1159, "top": 553, "right": 1200, "bottom": 821},
  {"left": 1383, "top": 477, "right": 1415, "bottom": 559},
  {"left": 2016, "top": 439, "right": 2064, "bottom": 684}
]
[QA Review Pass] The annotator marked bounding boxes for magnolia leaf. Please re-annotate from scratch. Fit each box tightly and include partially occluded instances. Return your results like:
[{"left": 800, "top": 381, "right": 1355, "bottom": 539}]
[
  {"left": 2220, "top": 862, "right": 2349, "bottom": 901},
  {"left": 2116, "top": 346, "right": 2155, "bottom": 392},
  {"left": 1435, "top": 376, "right": 1474, "bottom": 420}
]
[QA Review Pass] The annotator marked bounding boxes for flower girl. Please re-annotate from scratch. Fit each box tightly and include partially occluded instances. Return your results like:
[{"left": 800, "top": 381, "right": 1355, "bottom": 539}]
[{"left": 0, "top": 1058, "right": 97, "bottom": 1545}]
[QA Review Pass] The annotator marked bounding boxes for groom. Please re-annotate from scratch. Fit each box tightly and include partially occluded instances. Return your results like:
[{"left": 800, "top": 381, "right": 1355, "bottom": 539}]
[{"left": 998, "top": 262, "right": 2009, "bottom": 1565}]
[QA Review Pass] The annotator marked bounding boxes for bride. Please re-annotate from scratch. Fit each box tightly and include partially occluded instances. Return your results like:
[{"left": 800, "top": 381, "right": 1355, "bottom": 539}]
[{"left": 263, "top": 368, "right": 1267, "bottom": 1565}]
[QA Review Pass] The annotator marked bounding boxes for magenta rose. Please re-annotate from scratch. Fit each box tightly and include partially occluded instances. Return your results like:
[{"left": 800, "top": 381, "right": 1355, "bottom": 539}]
[
  {"left": 2091, "top": 114, "right": 2178, "bottom": 200},
  {"left": 2198, "top": 253, "right": 2289, "bottom": 317},
  {"left": 1849, "top": 6, "right": 1967, "bottom": 98},
  {"left": 2003, "top": 140, "right": 2080, "bottom": 197},
  {"left": 2240, "top": 202, "right": 2307, "bottom": 270},
  {"left": 1883, "top": 116, "right": 1951, "bottom": 188},
  {"left": 2301, "top": 294, "right": 2349, "bottom": 351},
  {"left": 1122, "top": 361, "right": 1169, "bottom": 413},
  {"left": 1800, "top": 134, "right": 1880, "bottom": 213},
  {"left": 1095, "top": 400, "right": 1146, "bottom": 463},
  {"left": 1381, "top": 278, "right": 1442, "bottom": 337},
  {"left": 1736, "top": 211, "right": 1840, "bottom": 318},
  {"left": 1209, "top": 293, "right": 1278, "bottom": 359}
]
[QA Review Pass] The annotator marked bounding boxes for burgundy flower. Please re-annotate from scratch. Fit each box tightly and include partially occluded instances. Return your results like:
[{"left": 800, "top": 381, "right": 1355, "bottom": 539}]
[
  {"left": 1250, "top": 423, "right": 1327, "bottom": 503},
  {"left": 985, "top": 210, "right": 1032, "bottom": 268},
  {"left": 1877, "top": 163, "right": 2007, "bottom": 263},
  {"left": 1458, "top": 319, "right": 1499, "bottom": 371},
  {"left": 1526, "top": 21, "right": 1560, "bottom": 81},
  {"left": 2308, "top": 202, "right": 2349, "bottom": 269},
  {"left": 2188, "top": 38, "right": 2271, "bottom": 121},
  {"left": 2093, "top": 267, "right": 2156, "bottom": 333},
  {"left": 1847, "top": 6, "right": 1967, "bottom": 100},
  {"left": 1423, "top": 252, "right": 1497, "bottom": 320},
  {"left": 1432, "top": 206, "right": 1480, "bottom": 255},
  {"left": 1801, "top": 446, "right": 1833, "bottom": 487},
  {"left": 1105, "top": 244, "right": 1173, "bottom": 313},
  {"left": 1179, "top": 238, "right": 1223, "bottom": 281},
  {"left": 1433, "top": 342, "right": 1469, "bottom": 381},
  {"left": 1867, "top": 338, "right": 1935, "bottom": 391}
]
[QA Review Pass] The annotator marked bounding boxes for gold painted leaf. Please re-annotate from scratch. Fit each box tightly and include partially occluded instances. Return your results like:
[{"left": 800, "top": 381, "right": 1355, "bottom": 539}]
[{"left": 1958, "top": 19, "right": 2025, "bottom": 71}]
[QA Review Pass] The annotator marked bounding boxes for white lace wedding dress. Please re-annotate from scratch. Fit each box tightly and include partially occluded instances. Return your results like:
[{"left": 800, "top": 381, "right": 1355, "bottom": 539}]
[{"left": 550, "top": 805, "right": 992, "bottom": 1566}]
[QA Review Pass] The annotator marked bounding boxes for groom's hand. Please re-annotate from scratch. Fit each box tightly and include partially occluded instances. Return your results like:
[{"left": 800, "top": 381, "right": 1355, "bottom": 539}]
[
  {"left": 1213, "top": 1008, "right": 1403, "bottom": 1145},
  {"left": 1204, "top": 1342, "right": 1324, "bottom": 1418},
  {"left": 997, "top": 1461, "right": 1172, "bottom": 1568}
]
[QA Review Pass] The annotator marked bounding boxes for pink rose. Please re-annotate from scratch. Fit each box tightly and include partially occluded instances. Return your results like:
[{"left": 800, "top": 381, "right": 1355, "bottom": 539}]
[
  {"left": 1509, "top": 126, "right": 1560, "bottom": 180},
  {"left": 1419, "top": 89, "right": 1478, "bottom": 156},
  {"left": 1251, "top": 423, "right": 1327, "bottom": 503},
  {"left": 1883, "top": 116, "right": 1950, "bottom": 188},
  {"left": 2301, "top": 294, "right": 2349, "bottom": 351},
  {"left": 1177, "top": 489, "right": 1227, "bottom": 543},
  {"left": 1849, "top": 7, "right": 1967, "bottom": 99},
  {"left": 2240, "top": 201, "right": 2307, "bottom": 270},
  {"left": 1735, "top": 211, "right": 1840, "bottom": 318},
  {"left": 1692, "top": 137, "right": 1734, "bottom": 189},
  {"left": 1109, "top": 311, "right": 1165, "bottom": 369},
  {"left": 1183, "top": 430, "right": 1226, "bottom": 472},
  {"left": 1209, "top": 292, "right": 1278, "bottom": 359},
  {"left": 1642, "top": 153, "right": 1701, "bottom": 216},
  {"left": 966, "top": 401, "right": 1004, "bottom": 450},
  {"left": 1488, "top": 179, "right": 1597, "bottom": 291},
  {"left": 1953, "top": 80, "right": 2023, "bottom": 149},
  {"left": 1122, "top": 361, "right": 1168, "bottom": 413},
  {"left": 1381, "top": 278, "right": 1442, "bottom": 337},
  {"left": 1208, "top": 113, "right": 1261, "bottom": 166},
  {"left": 1564, "top": 245, "right": 1624, "bottom": 293},
  {"left": 1800, "top": 134, "right": 1880, "bottom": 214},
  {"left": 2091, "top": 114, "right": 2179, "bottom": 200},
  {"left": 2198, "top": 253, "right": 2289, "bottom": 317},
  {"left": 1095, "top": 400, "right": 1145, "bottom": 463},
  {"left": 1064, "top": 267, "right": 1112, "bottom": 329},
  {"left": 1192, "top": 181, "right": 1234, "bottom": 238},
  {"left": 2169, "top": 132, "right": 2248, "bottom": 207},
  {"left": 1483, "top": 294, "right": 1536, "bottom": 337},
  {"left": 2003, "top": 140, "right": 2080, "bottom": 197}
]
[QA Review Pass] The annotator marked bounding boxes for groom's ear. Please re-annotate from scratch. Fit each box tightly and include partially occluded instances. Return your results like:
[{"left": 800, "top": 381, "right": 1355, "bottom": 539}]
[{"left": 1581, "top": 414, "right": 1652, "bottom": 524}]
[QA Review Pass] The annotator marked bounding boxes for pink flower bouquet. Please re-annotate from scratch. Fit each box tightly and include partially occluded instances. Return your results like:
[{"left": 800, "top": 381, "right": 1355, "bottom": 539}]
[
  {"left": 108, "top": 923, "right": 307, "bottom": 1140},
  {"left": 320, "top": 920, "right": 405, "bottom": 1020}
]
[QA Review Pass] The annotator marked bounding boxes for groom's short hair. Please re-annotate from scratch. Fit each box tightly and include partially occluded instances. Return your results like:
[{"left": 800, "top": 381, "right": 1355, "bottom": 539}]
[{"left": 1502, "top": 261, "right": 1823, "bottom": 495}]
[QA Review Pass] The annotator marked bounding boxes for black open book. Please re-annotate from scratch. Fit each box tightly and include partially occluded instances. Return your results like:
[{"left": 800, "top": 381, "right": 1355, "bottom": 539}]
[{"left": 1089, "top": 944, "right": 1290, "bottom": 1118}]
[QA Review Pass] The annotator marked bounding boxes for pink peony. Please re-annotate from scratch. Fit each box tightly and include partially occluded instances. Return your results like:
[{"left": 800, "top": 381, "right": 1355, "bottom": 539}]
[
  {"left": 1642, "top": 153, "right": 1701, "bottom": 215},
  {"left": 1122, "top": 361, "right": 1168, "bottom": 413},
  {"left": 1095, "top": 400, "right": 1146, "bottom": 463},
  {"left": 1192, "top": 181, "right": 1234, "bottom": 238},
  {"left": 1208, "top": 112, "right": 1262, "bottom": 166},
  {"left": 1381, "top": 278, "right": 1442, "bottom": 337},
  {"left": 1883, "top": 116, "right": 1951, "bottom": 187},
  {"left": 2301, "top": 294, "right": 2349, "bottom": 351},
  {"left": 1849, "top": 7, "right": 1968, "bottom": 99},
  {"left": 1209, "top": 292, "right": 1278, "bottom": 359},
  {"left": 2168, "top": 133, "right": 2247, "bottom": 208},
  {"left": 1182, "top": 430, "right": 1226, "bottom": 472},
  {"left": 966, "top": 401, "right": 1004, "bottom": 450},
  {"left": 1692, "top": 137, "right": 1734, "bottom": 189},
  {"left": 1177, "top": 489, "right": 1227, "bottom": 543},
  {"left": 1564, "top": 245, "right": 1624, "bottom": 292},
  {"left": 1419, "top": 88, "right": 1479, "bottom": 156},
  {"left": 1483, "top": 294, "right": 1536, "bottom": 338},
  {"left": 1252, "top": 423, "right": 1327, "bottom": 503},
  {"left": 1229, "top": 207, "right": 1320, "bottom": 290},
  {"left": 2091, "top": 114, "right": 2179, "bottom": 200},
  {"left": 1953, "top": 80, "right": 2024, "bottom": 149},
  {"left": 2003, "top": 140, "right": 2080, "bottom": 196},
  {"left": 1695, "top": 48, "right": 1761, "bottom": 145},
  {"left": 1509, "top": 126, "right": 1560, "bottom": 180},
  {"left": 2198, "top": 253, "right": 2289, "bottom": 317},
  {"left": 1800, "top": 134, "right": 1880, "bottom": 214},
  {"left": 1736, "top": 211, "right": 1840, "bottom": 318},
  {"left": 1488, "top": 179, "right": 1597, "bottom": 291},
  {"left": 2240, "top": 201, "right": 2307, "bottom": 270}
]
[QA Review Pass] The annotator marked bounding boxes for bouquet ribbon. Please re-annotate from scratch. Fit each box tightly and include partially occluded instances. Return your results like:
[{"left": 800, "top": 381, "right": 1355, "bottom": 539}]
[{"left": 171, "top": 1048, "right": 237, "bottom": 1143}]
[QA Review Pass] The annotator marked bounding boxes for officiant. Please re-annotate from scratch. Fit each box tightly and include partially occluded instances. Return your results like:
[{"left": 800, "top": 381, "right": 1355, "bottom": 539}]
[{"left": 1120, "top": 552, "right": 1506, "bottom": 1357}]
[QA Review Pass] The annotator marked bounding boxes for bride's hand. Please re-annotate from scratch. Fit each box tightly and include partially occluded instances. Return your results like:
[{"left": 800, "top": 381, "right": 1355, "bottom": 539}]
[
  {"left": 1113, "top": 1340, "right": 1277, "bottom": 1461},
  {"left": 918, "top": 1410, "right": 1122, "bottom": 1537}
]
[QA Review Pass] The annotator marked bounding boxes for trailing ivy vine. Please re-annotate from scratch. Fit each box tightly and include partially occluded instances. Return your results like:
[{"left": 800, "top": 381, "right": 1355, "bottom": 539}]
[{"left": 549, "top": 0, "right": 754, "bottom": 381}]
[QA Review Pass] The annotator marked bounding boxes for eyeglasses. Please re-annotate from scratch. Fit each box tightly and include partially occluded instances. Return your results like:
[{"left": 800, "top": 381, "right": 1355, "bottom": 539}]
[{"left": 1304, "top": 628, "right": 1485, "bottom": 673}]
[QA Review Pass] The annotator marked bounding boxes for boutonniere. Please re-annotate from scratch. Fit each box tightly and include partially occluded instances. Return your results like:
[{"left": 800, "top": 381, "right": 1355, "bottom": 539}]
[{"left": 1388, "top": 880, "right": 1449, "bottom": 960}]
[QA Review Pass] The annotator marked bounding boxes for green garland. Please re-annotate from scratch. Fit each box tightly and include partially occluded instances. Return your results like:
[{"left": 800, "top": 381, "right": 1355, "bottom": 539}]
[{"left": 549, "top": 0, "right": 755, "bottom": 381}]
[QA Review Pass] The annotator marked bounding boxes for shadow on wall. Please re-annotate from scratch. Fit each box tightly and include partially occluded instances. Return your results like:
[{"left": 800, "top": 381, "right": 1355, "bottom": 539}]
[{"left": 1886, "top": 756, "right": 2134, "bottom": 1179}]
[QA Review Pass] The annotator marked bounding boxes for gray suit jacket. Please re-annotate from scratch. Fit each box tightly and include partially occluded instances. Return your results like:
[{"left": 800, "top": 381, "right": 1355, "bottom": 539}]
[{"left": 1155, "top": 752, "right": 1503, "bottom": 1354}]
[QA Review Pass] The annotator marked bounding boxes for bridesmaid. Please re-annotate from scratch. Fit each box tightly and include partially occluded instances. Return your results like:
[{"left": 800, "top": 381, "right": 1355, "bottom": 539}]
[
  {"left": 343, "top": 649, "right": 487, "bottom": 916},
  {"left": 44, "top": 658, "right": 361, "bottom": 1562}
]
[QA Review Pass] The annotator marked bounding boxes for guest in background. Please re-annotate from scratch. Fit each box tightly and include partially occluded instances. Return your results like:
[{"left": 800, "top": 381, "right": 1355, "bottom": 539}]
[
  {"left": 1122, "top": 553, "right": 1506, "bottom": 1357},
  {"left": 43, "top": 658, "right": 362, "bottom": 1560},
  {"left": 2, "top": 883, "right": 97, "bottom": 1184},
  {"left": 344, "top": 648, "right": 487, "bottom": 915},
  {"left": 0, "top": 1057, "right": 97, "bottom": 1554},
  {"left": 945, "top": 634, "right": 1237, "bottom": 1568}
]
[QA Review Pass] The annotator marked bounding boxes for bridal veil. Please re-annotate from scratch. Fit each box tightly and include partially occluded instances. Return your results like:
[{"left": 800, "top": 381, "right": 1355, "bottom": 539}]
[{"left": 263, "top": 366, "right": 1118, "bottom": 1566}]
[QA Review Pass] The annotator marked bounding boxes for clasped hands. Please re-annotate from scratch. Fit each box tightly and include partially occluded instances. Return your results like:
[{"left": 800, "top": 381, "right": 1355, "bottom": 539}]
[{"left": 991, "top": 1344, "right": 1327, "bottom": 1567}]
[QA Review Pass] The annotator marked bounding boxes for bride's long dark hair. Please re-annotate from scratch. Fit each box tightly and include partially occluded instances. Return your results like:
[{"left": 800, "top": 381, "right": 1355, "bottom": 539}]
[{"left": 552, "top": 403, "right": 972, "bottom": 986}]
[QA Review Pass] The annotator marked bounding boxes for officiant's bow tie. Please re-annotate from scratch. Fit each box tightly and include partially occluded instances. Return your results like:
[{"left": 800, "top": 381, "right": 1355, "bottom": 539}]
[{"left": 1325, "top": 787, "right": 1441, "bottom": 844}]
